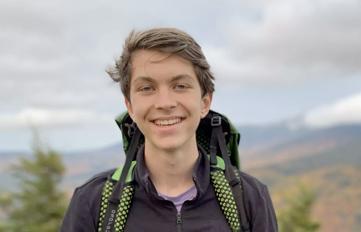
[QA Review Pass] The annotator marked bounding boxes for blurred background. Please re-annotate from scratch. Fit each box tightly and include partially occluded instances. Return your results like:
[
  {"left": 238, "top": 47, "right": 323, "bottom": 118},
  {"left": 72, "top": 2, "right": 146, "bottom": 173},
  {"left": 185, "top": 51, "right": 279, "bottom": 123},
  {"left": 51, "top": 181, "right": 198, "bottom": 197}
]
[{"left": 1, "top": 0, "right": 360, "bottom": 231}]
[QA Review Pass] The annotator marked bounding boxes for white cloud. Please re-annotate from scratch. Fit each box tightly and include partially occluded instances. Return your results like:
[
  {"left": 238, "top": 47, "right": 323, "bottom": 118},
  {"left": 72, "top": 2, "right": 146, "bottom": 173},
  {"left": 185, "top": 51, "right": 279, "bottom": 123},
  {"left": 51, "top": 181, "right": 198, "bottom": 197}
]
[
  {"left": 303, "top": 92, "right": 361, "bottom": 128},
  {"left": 217, "top": 0, "right": 361, "bottom": 85},
  {"left": 1, "top": 0, "right": 361, "bottom": 135},
  {"left": 0, "top": 108, "right": 113, "bottom": 129}
]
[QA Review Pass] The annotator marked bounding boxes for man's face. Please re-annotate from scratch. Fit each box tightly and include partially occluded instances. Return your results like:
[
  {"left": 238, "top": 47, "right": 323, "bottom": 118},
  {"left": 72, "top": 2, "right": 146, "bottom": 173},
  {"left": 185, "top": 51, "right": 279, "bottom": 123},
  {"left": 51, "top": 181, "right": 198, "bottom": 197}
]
[{"left": 125, "top": 49, "right": 212, "bottom": 152}]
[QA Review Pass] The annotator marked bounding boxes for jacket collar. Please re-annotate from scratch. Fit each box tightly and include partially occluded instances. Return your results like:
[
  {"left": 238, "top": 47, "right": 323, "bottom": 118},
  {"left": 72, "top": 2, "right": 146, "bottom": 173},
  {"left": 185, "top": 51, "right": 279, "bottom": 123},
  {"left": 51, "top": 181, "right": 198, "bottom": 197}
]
[{"left": 134, "top": 145, "right": 211, "bottom": 198}]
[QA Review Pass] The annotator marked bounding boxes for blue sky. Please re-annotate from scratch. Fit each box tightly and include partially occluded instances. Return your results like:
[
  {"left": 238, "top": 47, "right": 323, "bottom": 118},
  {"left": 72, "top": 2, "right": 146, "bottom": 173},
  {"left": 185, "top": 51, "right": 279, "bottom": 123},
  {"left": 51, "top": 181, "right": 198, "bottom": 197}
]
[{"left": 1, "top": 0, "right": 361, "bottom": 151}]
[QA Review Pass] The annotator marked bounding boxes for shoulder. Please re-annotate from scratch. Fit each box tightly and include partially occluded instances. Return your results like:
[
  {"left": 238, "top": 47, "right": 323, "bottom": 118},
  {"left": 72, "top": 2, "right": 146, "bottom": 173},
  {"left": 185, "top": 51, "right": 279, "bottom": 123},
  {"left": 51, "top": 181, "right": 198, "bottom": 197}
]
[
  {"left": 238, "top": 171, "right": 268, "bottom": 196},
  {"left": 237, "top": 170, "right": 278, "bottom": 230},
  {"left": 238, "top": 170, "right": 272, "bottom": 209},
  {"left": 61, "top": 169, "right": 117, "bottom": 231},
  {"left": 72, "top": 168, "right": 116, "bottom": 200},
  {"left": 231, "top": 168, "right": 273, "bottom": 211},
  {"left": 65, "top": 168, "right": 117, "bottom": 215},
  {"left": 77, "top": 168, "right": 115, "bottom": 189}
]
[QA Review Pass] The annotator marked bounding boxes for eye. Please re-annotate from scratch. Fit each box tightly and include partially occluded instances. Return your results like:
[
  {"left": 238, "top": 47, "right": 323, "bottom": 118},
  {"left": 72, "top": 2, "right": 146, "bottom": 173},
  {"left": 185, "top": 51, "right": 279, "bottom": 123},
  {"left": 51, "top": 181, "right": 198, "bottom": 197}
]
[
  {"left": 137, "top": 85, "right": 155, "bottom": 93},
  {"left": 174, "top": 83, "right": 190, "bottom": 91}
]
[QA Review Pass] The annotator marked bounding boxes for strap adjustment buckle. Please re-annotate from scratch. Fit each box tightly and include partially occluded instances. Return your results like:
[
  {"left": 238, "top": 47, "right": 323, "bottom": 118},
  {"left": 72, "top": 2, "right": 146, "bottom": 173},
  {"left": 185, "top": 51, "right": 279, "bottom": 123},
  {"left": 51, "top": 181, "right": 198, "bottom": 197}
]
[{"left": 211, "top": 116, "right": 222, "bottom": 127}]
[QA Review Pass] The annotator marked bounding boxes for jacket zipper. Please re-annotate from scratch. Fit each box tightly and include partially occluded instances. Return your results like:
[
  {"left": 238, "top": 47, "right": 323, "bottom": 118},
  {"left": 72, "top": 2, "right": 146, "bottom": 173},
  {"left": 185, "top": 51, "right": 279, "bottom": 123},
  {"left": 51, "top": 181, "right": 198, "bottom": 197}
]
[{"left": 176, "top": 213, "right": 182, "bottom": 232}]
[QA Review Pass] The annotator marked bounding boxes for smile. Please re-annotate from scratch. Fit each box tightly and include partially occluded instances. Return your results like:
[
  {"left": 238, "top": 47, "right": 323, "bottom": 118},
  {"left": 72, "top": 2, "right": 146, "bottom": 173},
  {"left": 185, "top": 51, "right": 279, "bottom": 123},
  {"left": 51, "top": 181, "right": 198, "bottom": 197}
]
[{"left": 152, "top": 117, "right": 184, "bottom": 127}]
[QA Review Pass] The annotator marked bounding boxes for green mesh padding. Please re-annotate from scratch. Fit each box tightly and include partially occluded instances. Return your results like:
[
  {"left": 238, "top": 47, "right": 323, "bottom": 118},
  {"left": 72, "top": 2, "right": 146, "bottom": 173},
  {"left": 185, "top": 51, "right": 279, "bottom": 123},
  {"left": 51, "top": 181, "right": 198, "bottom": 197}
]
[
  {"left": 112, "top": 161, "right": 137, "bottom": 182},
  {"left": 100, "top": 170, "right": 241, "bottom": 232},
  {"left": 114, "top": 185, "right": 134, "bottom": 231},
  {"left": 207, "top": 155, "right": 225, "bottom": 170},
  {"left": 98, "top": 163, "right": 136, "bottom": 232},
  {"left": 115, "top": 112, "right": 130, "bottom": 153},
  {"left": 111, "top": 110, "right": 244, "bottom": 231},
  {"left": 116, "top": 110, "right": 241, "bottom": 169},
  {"left": 228, "top": 122, "right": 241, "bottom": 169},
  {"left": 97, "top": 181, "right": 134, "bottom": 232},
  {"left": 196, "top": 129, "right": 210, "bottom": 153},
  {"left": 99, "top": 163, "right": 242, "bottom": 231},
  {"left": 211, "top": 170, "right": 241, "bottom": 232},
  {"left": 98, "top": 180, "right": 114, "bottom": 231}
]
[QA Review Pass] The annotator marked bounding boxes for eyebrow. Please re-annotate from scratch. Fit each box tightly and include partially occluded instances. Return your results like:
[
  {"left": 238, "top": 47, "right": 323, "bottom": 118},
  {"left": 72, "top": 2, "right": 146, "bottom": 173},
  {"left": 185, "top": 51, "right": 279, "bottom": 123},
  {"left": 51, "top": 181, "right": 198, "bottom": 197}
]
[
  {"left": 132, "top": 74, "right": 195, "bottom": 84},
  {"left": 132, "top": 76, "right": 154, "bottom": 84},
  {"left": 170, "top": 74, "right": 195, "bottom": 83}
]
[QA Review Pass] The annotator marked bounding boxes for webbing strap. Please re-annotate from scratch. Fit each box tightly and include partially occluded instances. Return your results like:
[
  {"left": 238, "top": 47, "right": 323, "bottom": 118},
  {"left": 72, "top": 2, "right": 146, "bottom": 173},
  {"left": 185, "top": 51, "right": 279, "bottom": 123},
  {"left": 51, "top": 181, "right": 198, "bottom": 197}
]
[
  {"left": 111, "top": 161, "right": 137, "bottom": 182},
  {"left": 98, "top": 161, "right": 137, "bottom": 232},
  {"left": 210, "top": 126, "right": 218, "bottom": 166},
  {"left": 210, "top": 115, "right": 250, "bottom": 231},
  {"left": 232, "top": 167, "right": 251, "bottom": 232},
  {"left": 210, "top": 116, "right": 239, "bottom": 186},
  {"left": 101, "top": 127, "right": 141, "bottom": 232},
  {"left": 119, "top": 127, "right": 141, "bottom": 186}
]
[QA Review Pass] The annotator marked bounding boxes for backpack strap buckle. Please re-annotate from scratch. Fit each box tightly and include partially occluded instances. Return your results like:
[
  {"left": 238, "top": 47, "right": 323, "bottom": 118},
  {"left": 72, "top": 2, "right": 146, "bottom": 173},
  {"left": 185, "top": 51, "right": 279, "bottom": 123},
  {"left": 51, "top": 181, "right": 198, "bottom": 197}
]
[{"left": 211, "top": 115, "right": 222, "bottom": 127}]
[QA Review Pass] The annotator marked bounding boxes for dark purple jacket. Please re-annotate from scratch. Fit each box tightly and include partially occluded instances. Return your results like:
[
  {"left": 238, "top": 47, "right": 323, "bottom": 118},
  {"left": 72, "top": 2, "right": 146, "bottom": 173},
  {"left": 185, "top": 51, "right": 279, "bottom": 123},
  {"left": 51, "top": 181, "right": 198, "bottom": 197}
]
[{"left": 61, "top": 149, "right": 278, "bottom": 232}]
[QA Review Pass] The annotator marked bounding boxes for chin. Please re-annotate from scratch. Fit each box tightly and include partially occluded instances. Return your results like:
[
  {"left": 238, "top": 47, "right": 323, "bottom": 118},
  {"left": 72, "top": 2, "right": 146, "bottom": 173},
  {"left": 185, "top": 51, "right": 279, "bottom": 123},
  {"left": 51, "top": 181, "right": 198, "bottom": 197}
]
[
  {"left": 146, "top": 134, "right": 197, "bottom": 153},
  {"left": 155, "top": 143, "right": 182, "bottom": 152},
  {"left": 148, "top": 139, "right": 188, "bottom": 153}
]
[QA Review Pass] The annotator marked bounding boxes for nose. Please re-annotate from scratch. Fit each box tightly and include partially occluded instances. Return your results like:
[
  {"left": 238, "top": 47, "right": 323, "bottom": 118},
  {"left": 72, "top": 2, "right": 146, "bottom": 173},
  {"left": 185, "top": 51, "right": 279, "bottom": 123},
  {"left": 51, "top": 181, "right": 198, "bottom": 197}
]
[{"left": 154, "top": 88, "right": 177, "bottom": 110}]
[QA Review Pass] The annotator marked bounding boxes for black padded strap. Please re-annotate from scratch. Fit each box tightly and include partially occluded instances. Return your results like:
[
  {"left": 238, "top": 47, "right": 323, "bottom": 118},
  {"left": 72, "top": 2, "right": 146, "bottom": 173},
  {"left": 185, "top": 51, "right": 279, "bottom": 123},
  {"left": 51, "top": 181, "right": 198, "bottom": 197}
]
[
  {"left": 119, "top": 127, "right": 141, "bottom": 185},
  {"left": 210, "top": 115, "right": 250, "bottom": 231},
  {"left": 232, "top": 167, "right": 251, "bottom": 232},
  {"left": 101, "top": 201, "right": 119, "bottom": 232},
  {"left": 209, "top": 126, "right": 218, "bottom": 166},
  {"left": 210, "top": 115, "right": 239, "bottom": 185},
  {"left": 101, "top": 126, "right": 141, "bottom": 232}
]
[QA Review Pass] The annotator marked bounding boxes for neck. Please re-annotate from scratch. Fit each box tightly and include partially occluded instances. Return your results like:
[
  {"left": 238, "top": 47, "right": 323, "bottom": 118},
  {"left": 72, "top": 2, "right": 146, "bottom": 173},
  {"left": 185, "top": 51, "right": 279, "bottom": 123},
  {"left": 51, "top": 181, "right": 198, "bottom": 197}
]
[{"left": 144, "top": 139, "right": 199, "bottom": 197}]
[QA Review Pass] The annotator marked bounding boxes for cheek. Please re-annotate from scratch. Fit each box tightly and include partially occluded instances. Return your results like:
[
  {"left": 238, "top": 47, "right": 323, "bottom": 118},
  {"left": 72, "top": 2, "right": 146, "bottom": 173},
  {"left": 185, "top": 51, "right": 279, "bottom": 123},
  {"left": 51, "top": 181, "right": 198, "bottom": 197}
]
[
  {"left": 131, "top": 99, "right": 150, "bottom": 120},
  {"left": 188, "top": 101, "right": 206, "bottom": 119},
  {"left": 131, "top": 106, "right": 142, "bottom": 121}
]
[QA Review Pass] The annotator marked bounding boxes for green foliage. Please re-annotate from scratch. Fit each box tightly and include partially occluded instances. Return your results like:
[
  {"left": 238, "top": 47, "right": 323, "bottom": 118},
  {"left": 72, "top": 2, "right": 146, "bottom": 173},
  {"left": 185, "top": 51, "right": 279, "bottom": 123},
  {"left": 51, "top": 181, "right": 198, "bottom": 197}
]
[
  {"left": 278, "top": 184, "right": 320, "bottom": 232},
  {"left": 0, "top": 144, "right": 67, "bottom": 232}
]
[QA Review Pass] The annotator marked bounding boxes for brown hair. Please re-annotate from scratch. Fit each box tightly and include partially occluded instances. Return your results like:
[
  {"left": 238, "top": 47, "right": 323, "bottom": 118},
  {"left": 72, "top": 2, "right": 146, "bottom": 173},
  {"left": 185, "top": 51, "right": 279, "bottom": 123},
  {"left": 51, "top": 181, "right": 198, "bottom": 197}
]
[{"left": 107, "top": 28, "right": 215, "bottom": 100}]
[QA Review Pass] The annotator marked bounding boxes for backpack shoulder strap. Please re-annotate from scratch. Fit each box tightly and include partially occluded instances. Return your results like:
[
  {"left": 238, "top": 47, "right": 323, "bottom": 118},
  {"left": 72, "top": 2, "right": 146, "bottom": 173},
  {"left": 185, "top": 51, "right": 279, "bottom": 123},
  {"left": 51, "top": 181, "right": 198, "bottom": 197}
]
[
  {"left": 210, "top": 166, "right": 241, "bottom": 231},
  {"left": 210, "top": 158, "right": 250, "bottom": 232},
  {"left": 208, "top": 113, "right": 250, "bottom": 231},
  {"left": 98, "top": 126, "right": 141, "bottom": 232},
  {"left": 98, "top": 161, "right": 136, "bottom": 232},
  {"left": 111, "top": 161, "right": 137, "bottom": 182},
  {"left": 231, "top": 166, "right": 251, "bottom": 232}
]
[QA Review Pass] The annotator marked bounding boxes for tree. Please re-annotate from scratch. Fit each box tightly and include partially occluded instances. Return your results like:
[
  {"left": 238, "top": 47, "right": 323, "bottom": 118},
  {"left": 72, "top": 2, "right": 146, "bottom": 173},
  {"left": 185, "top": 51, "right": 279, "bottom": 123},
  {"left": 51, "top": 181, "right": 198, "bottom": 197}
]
[
  {"left": 0, "top": 143, "right": 67, "bottom": 232},
  {"left": 278, "top": 183, "right": 320, "bottom": 232}
]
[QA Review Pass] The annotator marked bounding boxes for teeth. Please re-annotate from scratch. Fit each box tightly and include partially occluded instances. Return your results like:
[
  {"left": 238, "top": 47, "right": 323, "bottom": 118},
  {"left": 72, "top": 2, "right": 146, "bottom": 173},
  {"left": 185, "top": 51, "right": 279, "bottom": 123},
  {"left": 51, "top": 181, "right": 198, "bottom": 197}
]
[{"left": 154, "top": 118, "right": 182, "bottom": 126}]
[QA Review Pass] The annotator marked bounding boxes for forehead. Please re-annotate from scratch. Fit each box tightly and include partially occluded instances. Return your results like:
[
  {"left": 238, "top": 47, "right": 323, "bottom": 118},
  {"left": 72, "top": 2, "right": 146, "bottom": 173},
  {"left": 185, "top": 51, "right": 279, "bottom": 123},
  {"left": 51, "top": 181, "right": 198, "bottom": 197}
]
[
  {"left": 131, "top": 49, "right": 170, "bottom": 64},
  {"left": 130, "top": 49, "right": 196, "bottom": 82}
]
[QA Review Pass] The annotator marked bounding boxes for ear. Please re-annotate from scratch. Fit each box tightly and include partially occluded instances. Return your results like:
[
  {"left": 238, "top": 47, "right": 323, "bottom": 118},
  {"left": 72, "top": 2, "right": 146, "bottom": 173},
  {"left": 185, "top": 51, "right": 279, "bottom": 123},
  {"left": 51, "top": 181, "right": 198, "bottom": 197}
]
[
  {"left": 201, "top": 93, "right": 212, "bottom": 118},
  {"left": 125, "top": 98, "right": 136, "bottom": 122}
]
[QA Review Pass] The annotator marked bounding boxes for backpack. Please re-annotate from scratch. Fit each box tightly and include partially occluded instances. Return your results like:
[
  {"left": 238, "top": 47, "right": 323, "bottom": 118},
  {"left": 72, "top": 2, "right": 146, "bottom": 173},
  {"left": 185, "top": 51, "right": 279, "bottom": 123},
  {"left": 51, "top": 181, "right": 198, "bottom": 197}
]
[{"left": 97, "top": 110, "right": 250, "bottom": 232}]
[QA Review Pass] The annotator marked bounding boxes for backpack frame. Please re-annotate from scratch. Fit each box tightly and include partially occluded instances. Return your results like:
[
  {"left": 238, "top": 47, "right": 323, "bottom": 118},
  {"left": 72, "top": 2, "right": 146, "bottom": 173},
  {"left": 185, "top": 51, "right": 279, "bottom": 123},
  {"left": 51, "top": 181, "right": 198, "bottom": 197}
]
[{"left": 97, "top": 110, "right": 250, "bottom": 232}]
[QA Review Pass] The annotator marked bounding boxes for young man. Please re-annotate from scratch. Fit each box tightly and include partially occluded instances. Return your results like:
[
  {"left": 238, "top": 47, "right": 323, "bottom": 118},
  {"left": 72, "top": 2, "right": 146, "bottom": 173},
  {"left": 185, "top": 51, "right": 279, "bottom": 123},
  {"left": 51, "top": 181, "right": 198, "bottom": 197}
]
[{"left": 61, "top": 28, "right": 278, "bottom": 231}]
